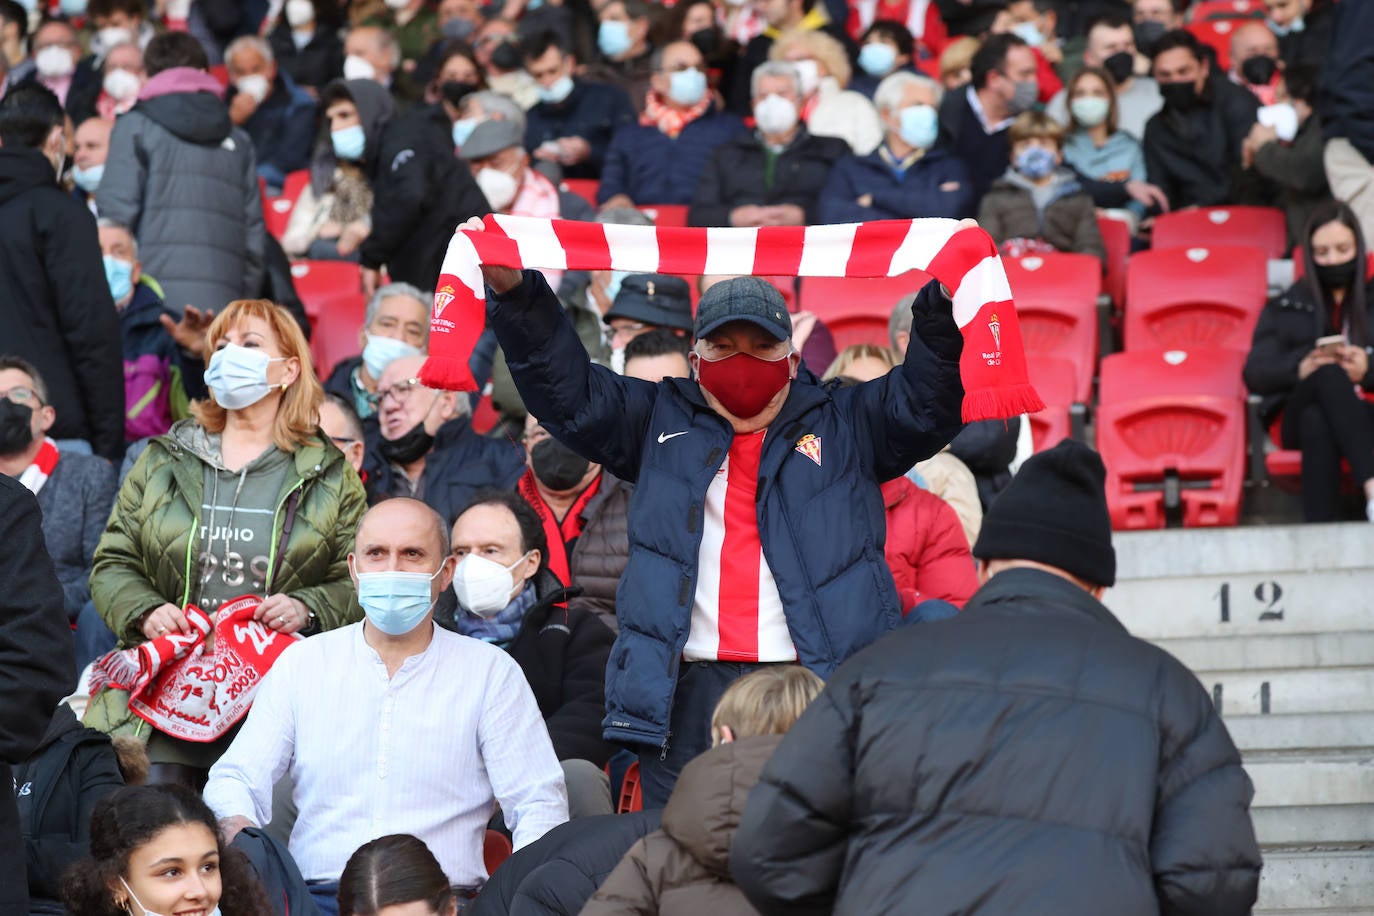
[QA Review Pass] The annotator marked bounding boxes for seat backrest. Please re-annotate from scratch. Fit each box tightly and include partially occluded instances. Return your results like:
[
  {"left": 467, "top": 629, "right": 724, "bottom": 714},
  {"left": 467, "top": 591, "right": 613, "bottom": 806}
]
[
  {"left": 484, "top": 829, "right": 514, "bottom": 875},
  {"left": 1184, "top": 19, "right": 1243, "bottom": 70},
  {"left": 308, "top": 292, "right": 366, "bottom": 379},
  {"left": 1099, "top": 348, "right": 1248, "bottom": 404},
  {"left": 1152, "top": 206, "right": 1288, "bottom": 258},
  {"left": 797, "top": 273, "right": 933, "bottom": 329},
  {"left": 1026, "top": 356, "right": 1080, "bottom": 452},
  {"left": 638, "top": 204, "right": 690, "bottom": 227},
  {"left": 290, "top": 261, "right": 364, "bottom": 320},
  {"left": 1097, "top": 214, "right": 1131, "bottom": 308},
  {"left": 1004, "top": 252, "right": 1102, "bottom": 403},
  {"left": 1123, "top": 245, "right": 1268, "bottom": 351},
  {"left": 1188, "top": 0, "right": 1263, "bottom": 20},
  {"left": 561, "top": 178, "right": 600, "bottom": 208}
]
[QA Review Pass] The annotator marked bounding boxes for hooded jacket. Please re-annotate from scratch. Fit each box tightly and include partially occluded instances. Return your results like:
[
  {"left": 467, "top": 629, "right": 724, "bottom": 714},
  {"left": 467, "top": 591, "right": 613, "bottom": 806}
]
[
  {"left": 976, "top": 167, "right": 1107, "bottom": 264},
  {"left": 0, "top": 147, "right": 124, "bottom": 459},
  {"left": 14, "top": 705, "right": 124, "bottom": 913},
  {"left": 97, "top": 67, "right": 267, "bottom": 316},
  {"left": 307, "top": 78, "right": 396, "bottom": 198},
  {"left": 880, "top": 477, "right": 977, "bottom": 611},
  {"left": 85, "top": 419, "right": 367, "bottom": 738},
  {"left": 581, "top": 735, "right": 782, "bottom": 916},
  {"left": 730, "top": 568, "right": 1262, "bottom": 916}
]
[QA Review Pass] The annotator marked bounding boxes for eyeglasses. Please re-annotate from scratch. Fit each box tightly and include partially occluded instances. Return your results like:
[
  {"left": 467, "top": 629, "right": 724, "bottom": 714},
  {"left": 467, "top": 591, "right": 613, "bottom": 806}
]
[
  {"left": 1, "top": 386, "right": 44, "bottom": 407},
  {"left": 368, "top": 377, "right": 426, "bottom": 407}
]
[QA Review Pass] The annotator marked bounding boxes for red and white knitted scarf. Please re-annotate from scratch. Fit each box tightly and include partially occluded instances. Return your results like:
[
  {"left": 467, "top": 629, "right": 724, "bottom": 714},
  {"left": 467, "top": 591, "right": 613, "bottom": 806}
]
[
  {"left": 420, "top": 215, "right": 1043, "bottom": 422},
  {"left": 18, "top": 438, "right": 60, "bottom": 495}
]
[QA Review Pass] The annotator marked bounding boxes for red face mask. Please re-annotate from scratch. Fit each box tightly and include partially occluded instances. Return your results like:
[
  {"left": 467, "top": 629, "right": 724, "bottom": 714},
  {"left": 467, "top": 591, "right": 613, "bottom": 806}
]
[{"left": 695, "top": 350, "right": 793, "bottom": 419}]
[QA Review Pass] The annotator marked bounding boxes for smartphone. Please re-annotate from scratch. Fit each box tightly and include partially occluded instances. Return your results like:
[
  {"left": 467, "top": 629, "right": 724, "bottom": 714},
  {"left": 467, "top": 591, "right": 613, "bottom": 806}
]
[{"left": 1316, "top": 334, "right": 1347, "bottom": 355}]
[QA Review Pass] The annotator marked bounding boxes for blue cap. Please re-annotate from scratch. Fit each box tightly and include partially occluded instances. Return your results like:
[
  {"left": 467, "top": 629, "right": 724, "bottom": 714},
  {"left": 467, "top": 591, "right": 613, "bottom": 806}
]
[{"left": 693, "top": 276, "right": 792, "bottom": 341}]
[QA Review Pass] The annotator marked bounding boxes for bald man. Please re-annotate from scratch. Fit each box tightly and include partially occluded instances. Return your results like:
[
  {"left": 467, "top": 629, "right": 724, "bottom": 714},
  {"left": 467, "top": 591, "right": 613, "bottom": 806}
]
[
  {"left": 205, "top": 497, "right": 567, "bottom": 912},
  {"left": 1229, "top": 21, "right": 1281, "bottom": 105}
]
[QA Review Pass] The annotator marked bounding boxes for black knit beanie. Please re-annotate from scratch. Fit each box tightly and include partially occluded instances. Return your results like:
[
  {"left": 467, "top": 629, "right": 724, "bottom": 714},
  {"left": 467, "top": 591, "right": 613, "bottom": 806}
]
[{"left": 972, "top": 439, "right": 1117, "bottom": 587}]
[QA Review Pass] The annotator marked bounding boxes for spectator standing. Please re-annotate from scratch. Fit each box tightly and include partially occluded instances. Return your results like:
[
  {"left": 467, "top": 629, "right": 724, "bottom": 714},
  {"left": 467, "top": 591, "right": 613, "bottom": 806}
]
[
  {"left": 523, "top": 30, "right": 637, "bottom": 182},
  {"left": 690, "top": 61, "right": 849, "bottom": 227},
  {"left": 268, "top": 0, "right": 345, "bottom": 96},
  {"left": 0, "top": 473, "right": 77, "bottom": 916},
  {"left": 1046, "top": 14, "right": 1161, "bottom": 140},
  {"left": 0, "top": 85, "right": 124, "bottom": 460},
  {"left": 770, "top": 28, "right": 884, "bottom": 155},
  {"left": 1317, "top": 0, "right": 1374, "bottom": 247},
  {"left": 598, "top": 40, "right": 749, "bottom": 210},
  {"left": 97, "top": 33, "right": 267, "bottom": 320},
  {"left": 443, "top": 490, "right": 617, "bottom": 814},
  {"left": 730, "top": 441, "right": 1263, "bottom": 916},
  {"left": 937, "top": 33, "right": 1039, "bottom": 206},
  {"left": 281, "top": 78, "right": 396, "bottom": 262},
  {"left": 204, "top": 498, "right": 569, "bottom": 912},
  {"left": 977, "top": 111, "right": 1107, "bottom": 264},
  {"left": 1142, "top": 29, "right": 1264, "bottom": 210},
  {"left": 818, "top": 70, "right": 973, "bottom": 224},
  {"left": 1244, "top": 65, "right": 1330, "bottom": 250},
  {"left": 94, "top": 42, "right": 145, "bottom": 120},
  {"left": 1244, "top": 201, "right": 1374, "bottom": 523},
  {"left": 0, "top": 358, "right": 118, "bottom": 624},
  {"left": 224, "top": 36, "right": 318, "bottom": 191}
]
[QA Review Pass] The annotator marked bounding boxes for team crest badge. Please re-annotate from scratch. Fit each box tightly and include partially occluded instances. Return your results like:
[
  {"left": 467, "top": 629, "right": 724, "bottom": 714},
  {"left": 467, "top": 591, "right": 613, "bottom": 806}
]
[
  {"left": 794, "top": 433, "right": 822, "bottom": 467},
  {"left": 988, "top": 312, "right": 1002, "bottom": 351},
  {"left": 433, "top": 284, "right": 457, "bottom": 319}
]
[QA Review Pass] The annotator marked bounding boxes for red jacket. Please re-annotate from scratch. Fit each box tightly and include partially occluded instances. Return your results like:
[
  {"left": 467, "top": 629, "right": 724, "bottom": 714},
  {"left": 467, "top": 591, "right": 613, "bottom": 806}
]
[{"left": 882, "top": 477, "right": 978, "bottom": 611}]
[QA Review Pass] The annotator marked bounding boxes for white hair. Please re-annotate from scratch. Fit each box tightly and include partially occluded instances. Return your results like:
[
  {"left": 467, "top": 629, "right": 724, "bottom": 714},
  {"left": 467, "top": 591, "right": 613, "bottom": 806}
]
[
  {"left": 751, "top": 60, "right": 801, "bottom": 100},
  {"left": 873, "top": 70, "right": 943, "bottom": 115},
  {"left": 224, "top": 35, "right": 274, "bottom": 72},
  {"left": 365, "top": 282, "right": 432, "bottom": 345},
  {"left": 96, "top": 217, "right": 138, "bottom": 259}
]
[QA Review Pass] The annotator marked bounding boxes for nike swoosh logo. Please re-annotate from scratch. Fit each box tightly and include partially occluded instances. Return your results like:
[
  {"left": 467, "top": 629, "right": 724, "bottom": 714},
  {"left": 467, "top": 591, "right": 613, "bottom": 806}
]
[{"left": 657, "top": 431, "right": 690, "bottom": 444}]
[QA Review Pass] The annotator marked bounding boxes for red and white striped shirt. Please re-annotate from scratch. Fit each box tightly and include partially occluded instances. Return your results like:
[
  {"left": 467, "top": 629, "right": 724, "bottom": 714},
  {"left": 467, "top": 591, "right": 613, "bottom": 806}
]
[{"left": 684, "top": 431, "right": 797, "bottom": 664}]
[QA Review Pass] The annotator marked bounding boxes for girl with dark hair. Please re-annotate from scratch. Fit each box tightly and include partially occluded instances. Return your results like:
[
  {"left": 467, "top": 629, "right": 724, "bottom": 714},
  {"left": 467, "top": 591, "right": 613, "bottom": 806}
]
[
  {"left": 338, "top": 835, "right": 456, "bottom": 916},
  {"left": 1245, "top": 199, "right": 1374, "bottom": 522},
  {"left": 61, "top": 784, "right": 272, "bottom": 916}
]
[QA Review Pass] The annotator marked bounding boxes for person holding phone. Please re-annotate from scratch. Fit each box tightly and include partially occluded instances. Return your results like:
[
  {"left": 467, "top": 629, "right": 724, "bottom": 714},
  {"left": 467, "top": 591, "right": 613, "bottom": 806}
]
[{"left": 1244, "top": 200, "right": 1374, "bottom": 523}]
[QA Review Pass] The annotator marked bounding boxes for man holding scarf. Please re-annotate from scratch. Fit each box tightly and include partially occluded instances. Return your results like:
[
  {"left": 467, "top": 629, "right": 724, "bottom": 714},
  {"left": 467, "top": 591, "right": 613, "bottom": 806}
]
[{"left": 469, "top": 216, "right": 970, "bottom": 805}]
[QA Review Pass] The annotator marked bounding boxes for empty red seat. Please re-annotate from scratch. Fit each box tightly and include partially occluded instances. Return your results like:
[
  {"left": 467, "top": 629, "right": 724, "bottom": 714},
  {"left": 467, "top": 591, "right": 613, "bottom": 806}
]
[
  {"left": 618, "top": 759, "right": 643, "bottom": 814},
  {"left": 1184, "top": 19, "right": 1248, "bottom": 70},
  {"left": 484, "top": 829, "right": 513, "bottom": 875},
  {"left": 1152, "top": 206, "right": 1287, "bottom": 258},
  {"left": 1097, "top": 213, "right": 1131, "bottom": 308},
  {"left": 1026, "top": 356, "right": 1080, "bottom": 452},
  {"left": 561, "top": 178, "right": 600, "bottom": 209},
  {"left": 797, "top": 273, "right": 933, "bottom": 350},
  {"left": 1096, "top": 348, "right": 1248, "bottom": 529},
  {"left": 290, "top": 261, "right": 366, "bottom": 378},
  {"left": 1003, "top": 252, "right": 1102, "bottom": 404},
  {"left": 638, "top": 203, "right": 689, "bottom": 227},
  {"left": 1188, "top": 0, "right": 1262, "bottom": 20},
  {"left": 1123, "top": 245, "right": 1267, "bottom": 352},
  {"left": 263, "top": 169, "right": 312, "bottom": 240}
]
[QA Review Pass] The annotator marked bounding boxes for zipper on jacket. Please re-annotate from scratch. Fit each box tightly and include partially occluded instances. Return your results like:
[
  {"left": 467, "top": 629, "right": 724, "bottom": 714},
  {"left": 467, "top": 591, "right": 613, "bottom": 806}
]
[{"left": 264, "top": 476, "right": 307, "bottom": 595}]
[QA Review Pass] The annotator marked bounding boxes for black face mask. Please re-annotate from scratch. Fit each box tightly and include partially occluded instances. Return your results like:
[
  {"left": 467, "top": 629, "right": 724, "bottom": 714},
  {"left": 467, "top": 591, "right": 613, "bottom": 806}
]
[
  {"left": 1314, "top": 257, "right": 1358, "bottom": 292},
  {"left": 490, "top": 41, "right": 522, "bottom": 73},
  {"left": 1159, "top": 80, "right": 1200, "bottom": 111},
  {"left": 378, "top": 422, "right": 434, "bottom": 465},
  {"left": 530, "top": 437, "right": 591, "bottom": 491},
  {"left": 0, "top": 399, "right": 35, "bottom": 456},
  {"left": 1240, "top": 55, "right": 1278, "bottom": 87},
  {"left": 689, "top": 26, "right": 721, "bottom": 57},
  {"left": 1102, "top": 50, "right": 1134, "bottom": 85},
  {"left": 1133, "top": 20, "right": 1167, "bottom": 52},
  {"left": 440, "top": 79, "right": 479, "bottom": 108}
]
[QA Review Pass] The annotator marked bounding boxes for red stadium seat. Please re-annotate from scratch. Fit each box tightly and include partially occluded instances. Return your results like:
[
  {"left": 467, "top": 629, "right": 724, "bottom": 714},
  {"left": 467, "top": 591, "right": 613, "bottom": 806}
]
[
  {"left": 1096, "top": 348, "right": 1248, "bottom": 529},
  {"left": 290, "top": 261, "right": 366, "bottom": 378},
  {"left": 1097, "top": 214, "right": 1131, "bottom": 308},
  {"left": 1152, "top": 206, "right": 1287, "bottom": 258},
  {"left": 208, "top": 64, "right": 230, "bottom": 89},
  {"left": 1188, "top": 0, "right": 1262, "bottom": 20},
  {"left": 1123, "top": 245, "right": 1268, "bottom": 352},
  {"left": 1026, "top": 356, "right": 1081, "bottom": 452},
  {"left": 561, "top": 179, "right": 600, "bottom": 209},
  {"left": 618, "top": 760, "right": 643, "bottom": 814},
  {"left": 1184, "top": 19, "right": 1248, "bottom": 70},
  {"left": 263, "top": 170, "right": 311, "bottom": 240},
  {"left": 1002, "top": 252, "right": 1103, "bottom": 404},
  {"left": 797, "top": 274, "right": 933, "bottom": 351},
  {"left": 484, "top": 829, "right": 513, "bottom": 875},
  {"left": 471, "top": 393, "right": 500, "bottom": 435},
  {"left": 637, "top": 204, "right": 689, "bottom": 227}
]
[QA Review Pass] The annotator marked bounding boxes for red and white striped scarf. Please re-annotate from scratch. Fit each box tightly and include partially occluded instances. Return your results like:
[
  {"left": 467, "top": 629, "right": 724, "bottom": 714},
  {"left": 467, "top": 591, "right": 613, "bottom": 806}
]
[
  {"left": 18, "top": 438, "right": 60, "bottom": 495},
  {"left": 420, "top": 215, "right": 1043, "bottom": 422}
]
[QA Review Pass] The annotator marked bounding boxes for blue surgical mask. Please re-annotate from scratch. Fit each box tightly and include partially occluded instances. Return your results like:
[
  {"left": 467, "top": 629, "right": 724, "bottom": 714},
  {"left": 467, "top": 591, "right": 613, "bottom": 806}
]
[
  {"left": 104, "top": 255, "right": 133, "bottom": 303},
  {"left": 598, "top": 20, "right": 633, "bottom": 59},
  {"left": 858, "top": 42, "right": 897, "bottom": 78},
  {"left": 898, "top": 103, "right": 938, "bottom": 150},
  {"left": 667, "top": 67, "right": 707, "bottom": 106},
  {"left": 331, "top": 124, "right": 366, "bottom": 161},
  {"left": 606, "top": 269, "right": 630, "bottom": 304},
  {"left": 451, "top": 116, "right": 478, "bottom": 147},
  {"left": 356, "top": 567, "right": 444, "bottom": 635},
  {"left": 1014, "top": 145, "right": 1057, "bottom": 180},
  {"left": 59, "top": 0, "right": 87, "bottom": 15},
  {"left": 72, "top": 163, "right": 104, "bottom": 192},
  {"left": 1267, "top": 15, "right": 1302, "bottom": 35},
  {"left": 1012, "top": 21, "right": 1044, "bottom": 47},
  {"left": 205, "top": 344, "right": 284, "bottom": 410},
  {"left": 361, "top": 333, "right": 421, "bottom": 380},
  {"left": 539, "top": 74, "right": 575, "bottom": 105}
]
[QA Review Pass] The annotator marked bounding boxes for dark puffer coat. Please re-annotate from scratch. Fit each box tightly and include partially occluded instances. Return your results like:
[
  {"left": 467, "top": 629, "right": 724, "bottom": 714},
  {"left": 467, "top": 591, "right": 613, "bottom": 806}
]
[
  {"left": 730, "top": 568, "right": 1262, "bottom": 916},
  {"left": 568, "top": 474, "right": 632, "bottom": 632}
]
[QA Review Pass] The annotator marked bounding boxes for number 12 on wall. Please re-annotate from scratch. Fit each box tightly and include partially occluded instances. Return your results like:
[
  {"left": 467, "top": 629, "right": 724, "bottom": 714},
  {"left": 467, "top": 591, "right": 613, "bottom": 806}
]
[{"left": 1215, "top": 581, "right": 1286, "bottom": 623}]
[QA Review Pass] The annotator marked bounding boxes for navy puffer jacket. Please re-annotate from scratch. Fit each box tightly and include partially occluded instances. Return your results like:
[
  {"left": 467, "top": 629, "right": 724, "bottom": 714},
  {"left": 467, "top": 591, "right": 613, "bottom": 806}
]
[{"left": 487, "top": 270, "right": 964, "bottom": 748}]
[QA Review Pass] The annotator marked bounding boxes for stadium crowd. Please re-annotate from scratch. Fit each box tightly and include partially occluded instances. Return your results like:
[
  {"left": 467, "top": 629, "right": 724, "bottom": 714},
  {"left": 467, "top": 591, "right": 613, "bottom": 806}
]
[{"left": 1, "top": 0, "right": 1371, "bottom": 912}]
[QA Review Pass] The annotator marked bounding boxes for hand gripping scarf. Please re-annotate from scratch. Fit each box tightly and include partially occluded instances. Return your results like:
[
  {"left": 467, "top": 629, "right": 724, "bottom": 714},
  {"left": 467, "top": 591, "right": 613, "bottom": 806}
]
[{"left": 420, "top": 215, "right": 1044, "bottom": 421}]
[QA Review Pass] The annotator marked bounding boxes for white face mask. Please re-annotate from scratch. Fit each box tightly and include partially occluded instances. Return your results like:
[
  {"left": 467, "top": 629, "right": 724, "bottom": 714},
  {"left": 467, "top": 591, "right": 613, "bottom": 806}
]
[
  {"left": 96, "top": 26, "right": 133, "bottom": 51},
  {"left": 103, "top": 67, "right": 142, "bottom": 101},
  {"left": 1257, "top": 102, "right": 1299, "bottom": 143},
  {"left": 343, "top": 54, "right": 378, "bottom": 82},
  {"left": 284, "top": 0, "right": 315, "bottom": 27},
  {"left": 120, "top": 878, "right": 222, "bottom": 916},
  {"left": 35, "top": 45, "right": 76, "bottom": 79},
  {"left": 753, "top": 93, "right": 798, "bottom": 135},
  {"left": 476, "top": 166, "right": 519, "bottom": 211},
  {"left": 453, "top": 552, "right": 532, "bottom": 617},
  {"left": 384, "top": 0, "right": 410, "bottom": 9},
  {"left": 792, "top": 59, "right": 819, "bottom": 96},
  {"left": 235, "top": 73, "right": 271, "bottom": 103}
]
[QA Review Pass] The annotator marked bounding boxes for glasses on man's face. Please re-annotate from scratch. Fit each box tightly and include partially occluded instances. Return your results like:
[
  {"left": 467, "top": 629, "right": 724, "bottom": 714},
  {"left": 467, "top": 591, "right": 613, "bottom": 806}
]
[
  {"left": 0, "top": 387, "right": 43, "bottom": 407},
  {"left": 368, "top": 377, "right": 425, "bottom": 407}
]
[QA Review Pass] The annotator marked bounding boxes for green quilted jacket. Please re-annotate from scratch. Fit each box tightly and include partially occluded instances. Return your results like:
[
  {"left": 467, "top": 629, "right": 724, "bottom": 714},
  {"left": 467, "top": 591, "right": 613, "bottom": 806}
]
[{"left": 84, "top": 419, "right": 367, "bottom": 737}]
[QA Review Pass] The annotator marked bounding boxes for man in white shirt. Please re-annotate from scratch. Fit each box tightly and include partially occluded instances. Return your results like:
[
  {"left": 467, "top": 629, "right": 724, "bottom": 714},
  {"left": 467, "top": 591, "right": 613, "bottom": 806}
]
[{"left": 204, "top": 498, "right": 567, "bottom": 910}]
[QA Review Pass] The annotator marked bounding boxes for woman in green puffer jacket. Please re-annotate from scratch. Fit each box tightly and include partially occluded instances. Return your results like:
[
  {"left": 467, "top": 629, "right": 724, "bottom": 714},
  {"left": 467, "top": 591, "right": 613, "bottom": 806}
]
[{"left": 86, "top": 299, "right": 367, "bottom": 788}]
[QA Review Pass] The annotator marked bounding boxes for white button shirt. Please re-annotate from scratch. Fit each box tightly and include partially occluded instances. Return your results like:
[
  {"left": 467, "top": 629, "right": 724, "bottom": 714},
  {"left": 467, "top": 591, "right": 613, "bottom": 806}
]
[{"left": 203, "top": 622, "right": 568, "bottom": 884}]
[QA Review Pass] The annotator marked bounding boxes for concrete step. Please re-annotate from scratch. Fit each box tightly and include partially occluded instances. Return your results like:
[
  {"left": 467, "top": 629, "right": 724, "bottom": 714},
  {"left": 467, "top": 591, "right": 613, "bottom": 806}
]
[
  {"left": 1154, "top": 632, "right": 1374, "bottom": 673},
  {"left": 1256, "top": 850, "right": 1374, "bottom": 912},
  {"left": 1192, "top": 668, "right": 1374, "bottom": 716},
  {"left": 1226, "top": 713, "right": 1374, "bottom": 754},
  {"left": 1252, "top": 806, "right": 1374, "bottom": 847},
  {"left": 1246, "top": 756, "right": 1374, "bottom": 809}
]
